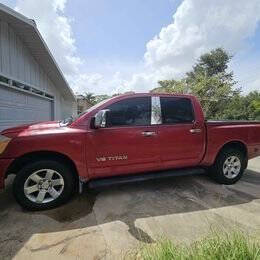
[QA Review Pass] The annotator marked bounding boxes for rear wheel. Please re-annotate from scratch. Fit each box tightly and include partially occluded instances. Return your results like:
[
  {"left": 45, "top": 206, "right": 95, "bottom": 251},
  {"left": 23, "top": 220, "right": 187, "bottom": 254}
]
[
  {"left": 13, "top": 160, "right": 76, "bottom": 210},
  {"left": 211, "top": 148, "right": 247, "bottom": 185}
]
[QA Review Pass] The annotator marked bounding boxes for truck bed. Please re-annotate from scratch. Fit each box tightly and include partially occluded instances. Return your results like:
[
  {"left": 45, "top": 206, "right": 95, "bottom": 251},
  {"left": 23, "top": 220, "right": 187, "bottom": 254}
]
[
  {"left": 207, "top": 120, "right": 260, "bottom": 126},
  {"left": 203, "top": 120, "right": 260, "bottom": 165}
]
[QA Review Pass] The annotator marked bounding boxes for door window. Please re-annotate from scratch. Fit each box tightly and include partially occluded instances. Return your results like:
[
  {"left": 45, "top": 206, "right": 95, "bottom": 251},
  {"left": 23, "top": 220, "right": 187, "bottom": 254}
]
[
  {"left": 160, "top": 97, "right": 194, "bottom": 124},
  {"left": 105, "top": 97, "right": 151, "bottom": 127}
]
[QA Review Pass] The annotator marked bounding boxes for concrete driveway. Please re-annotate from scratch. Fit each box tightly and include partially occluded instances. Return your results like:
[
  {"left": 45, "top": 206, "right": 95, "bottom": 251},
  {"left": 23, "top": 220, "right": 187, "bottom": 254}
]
[{"left": 0, "top": 157, "right": 260, "bottom": 259}]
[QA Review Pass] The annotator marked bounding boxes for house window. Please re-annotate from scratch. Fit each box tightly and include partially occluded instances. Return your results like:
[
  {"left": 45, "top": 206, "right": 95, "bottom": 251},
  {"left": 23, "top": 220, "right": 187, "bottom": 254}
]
[
  {"left": 0, "top": 75, "right": 9, "bottom": 84},
  {"left": 0, "top": 73, "right": 54, "bottom": 101}
]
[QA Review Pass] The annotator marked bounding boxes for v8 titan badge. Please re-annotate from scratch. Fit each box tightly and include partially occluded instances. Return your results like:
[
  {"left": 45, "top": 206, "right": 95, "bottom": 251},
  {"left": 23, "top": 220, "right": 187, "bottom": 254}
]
[{"left": 96, "top": 155, "right": 128, "bottom": 162}]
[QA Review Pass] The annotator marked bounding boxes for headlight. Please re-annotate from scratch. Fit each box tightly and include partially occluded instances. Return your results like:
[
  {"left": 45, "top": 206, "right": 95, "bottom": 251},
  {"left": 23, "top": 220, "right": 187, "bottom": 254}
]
[{"left": 0, "top": 135, "right": 11, "bottom": 154}]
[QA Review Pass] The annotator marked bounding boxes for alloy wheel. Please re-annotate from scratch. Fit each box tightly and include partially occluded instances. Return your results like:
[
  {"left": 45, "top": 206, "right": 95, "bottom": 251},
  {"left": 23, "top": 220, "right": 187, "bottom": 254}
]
[
  {"left": 24, "top": 169, "right": 65, "bottom": 204},
  {"left": 223, "top": 156, "right": 241, "bottom": 179}
]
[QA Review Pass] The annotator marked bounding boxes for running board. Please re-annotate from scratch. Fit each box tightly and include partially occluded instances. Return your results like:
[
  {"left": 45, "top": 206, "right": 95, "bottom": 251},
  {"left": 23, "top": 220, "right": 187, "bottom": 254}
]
[{"left": 88, "top": 167, "right": 205, "bottom": 189}]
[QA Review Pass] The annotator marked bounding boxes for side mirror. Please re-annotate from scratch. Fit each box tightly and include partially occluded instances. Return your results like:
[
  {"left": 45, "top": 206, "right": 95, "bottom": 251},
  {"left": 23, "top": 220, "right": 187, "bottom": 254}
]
[{"left": 93, "top": 109, "right": 109, "bottom": 128}]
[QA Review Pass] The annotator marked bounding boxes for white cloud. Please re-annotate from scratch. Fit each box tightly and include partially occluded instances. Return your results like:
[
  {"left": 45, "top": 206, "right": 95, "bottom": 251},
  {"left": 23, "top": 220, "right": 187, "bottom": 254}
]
[
  {"left": 14, "top": 0, "right": 260, "bottom": 94},
  {"left": 248, "top": 78, "right": 260, "bottom": 92},
  {"left": 129, "top": 0, "right": 260, "bottom": 92},
  {"left": 52, "top": 0, "right": 66, "bottom": 11},
  {"left": 125, "top": 67, "right": 178, "bottom": 93},
  {"left": 70, "top": 73, "right": 104, "bottom": 95},
  {"left": 15, "top": 0, "right": 82, "bottom": 78},
  {"left": 145, "top": 0, "right": 260, "bottom": 69},
  {"left": 15, "top": 0, "right": 100, "bottom": 95},
  {"left": 14, "top": 0, "right": 132, "bottom": 95}
]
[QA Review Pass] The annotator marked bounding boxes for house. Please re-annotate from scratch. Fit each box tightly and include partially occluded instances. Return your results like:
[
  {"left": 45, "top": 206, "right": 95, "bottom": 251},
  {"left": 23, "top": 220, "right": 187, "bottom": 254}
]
[
  {"left": 76, "top": 95, "right": 93, "bottom": 114},
  {"left": 0, "top": 3, "right": 76, "bottom": 131}
]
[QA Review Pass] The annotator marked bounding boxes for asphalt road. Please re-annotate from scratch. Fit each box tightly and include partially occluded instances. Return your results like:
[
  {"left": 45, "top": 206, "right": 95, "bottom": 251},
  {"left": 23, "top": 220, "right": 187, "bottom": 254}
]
[{"left": 0, "top": 157, "right": 260, "bottom": 259}]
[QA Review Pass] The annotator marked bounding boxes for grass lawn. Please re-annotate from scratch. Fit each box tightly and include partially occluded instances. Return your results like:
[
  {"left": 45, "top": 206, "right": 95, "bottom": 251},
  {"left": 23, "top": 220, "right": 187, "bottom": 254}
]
[{"left": 132, "top": 231, "right": 260, "bottom": 260}]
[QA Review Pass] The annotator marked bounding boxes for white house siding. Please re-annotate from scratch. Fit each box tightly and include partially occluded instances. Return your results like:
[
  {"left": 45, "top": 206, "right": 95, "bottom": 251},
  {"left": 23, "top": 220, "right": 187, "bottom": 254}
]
[
  {"left": 60, "top": 96, "right": 74, "bottom": 119},
  {"left": 0, "top": 19, "right": 75, "bottom": 130}
]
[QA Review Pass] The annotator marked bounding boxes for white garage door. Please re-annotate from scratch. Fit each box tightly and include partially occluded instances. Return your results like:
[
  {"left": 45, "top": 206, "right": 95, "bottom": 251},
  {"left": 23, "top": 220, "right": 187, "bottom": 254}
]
[{"left": 0, "top": 84, "right": 54, "bottom": 131}]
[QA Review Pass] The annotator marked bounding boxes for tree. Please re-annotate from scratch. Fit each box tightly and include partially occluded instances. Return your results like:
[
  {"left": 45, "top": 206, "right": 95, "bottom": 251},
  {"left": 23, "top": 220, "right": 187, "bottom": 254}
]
[
  {"left": 83, "top": 92, "right": 96, "bottom": 105},
  {"left": 153, "top": 79, "right": 187, "bottom": 94},
  {"left": 152, "top": 48, "right": 241, "bottom": 119},
  {"left": 219, "top": 91, "right": 260, "bottom": 120},
  {"left": 190, "top": 73, "right": 238, "bottom": 118},
  {"left": 186, "top": 48, "right": 233, "bottom": 80},
  {"left": 251, "top": 92, "right": 260, "bottom": 120},
  {"left": 93, "top": 94, "right": 111, "bottom": 104},
  {"left": 82, "top": 92, "right": 123, "bottom": 106},
  {"left": 186, "top": 48, "right": 239, "bottom": 118}
]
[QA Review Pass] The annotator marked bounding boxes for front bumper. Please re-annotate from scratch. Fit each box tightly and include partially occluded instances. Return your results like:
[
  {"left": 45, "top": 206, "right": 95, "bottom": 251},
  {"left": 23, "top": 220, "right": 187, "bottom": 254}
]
[{"left": 0, "top": 158, "right": 14, "bottom": 189}]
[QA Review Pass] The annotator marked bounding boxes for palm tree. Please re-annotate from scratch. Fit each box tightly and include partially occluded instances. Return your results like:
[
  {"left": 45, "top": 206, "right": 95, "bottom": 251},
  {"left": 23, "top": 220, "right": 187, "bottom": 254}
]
[{"left": 84, "top": 92, "right": 96, "bottom": 105}]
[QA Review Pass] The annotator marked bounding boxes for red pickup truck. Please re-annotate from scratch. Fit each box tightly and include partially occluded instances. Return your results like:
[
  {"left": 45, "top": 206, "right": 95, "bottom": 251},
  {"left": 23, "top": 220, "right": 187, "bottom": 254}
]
[{"left": 0, "top": 93, "right": 260, "bottom": 210}]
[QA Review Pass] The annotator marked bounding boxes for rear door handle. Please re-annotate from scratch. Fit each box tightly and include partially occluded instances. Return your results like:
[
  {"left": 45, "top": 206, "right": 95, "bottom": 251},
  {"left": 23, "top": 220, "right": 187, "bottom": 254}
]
[
  {"left": 142, "top": 131, "right": 157, "bottom": 137},
  {"left": 190, "top": 128, "right": 202, "bottom": 133}
]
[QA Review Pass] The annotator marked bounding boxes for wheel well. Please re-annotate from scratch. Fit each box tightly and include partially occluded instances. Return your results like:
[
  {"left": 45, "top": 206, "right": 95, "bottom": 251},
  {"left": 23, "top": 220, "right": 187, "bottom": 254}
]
[
  {"left": 216, "top": 141, "right": 248, "bottom": 162},
  {"left": 6, "top": 151, "right": 79, "bottom": 182}
]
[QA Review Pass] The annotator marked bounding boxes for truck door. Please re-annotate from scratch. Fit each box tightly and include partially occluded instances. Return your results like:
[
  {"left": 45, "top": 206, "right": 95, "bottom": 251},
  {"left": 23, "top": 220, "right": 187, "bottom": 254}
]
[
  {"left": 87, "top": 96, "right": 160, "bottom": 178},
  {"left": 157, "top": 96, "right": 205, "bottom": 169}
]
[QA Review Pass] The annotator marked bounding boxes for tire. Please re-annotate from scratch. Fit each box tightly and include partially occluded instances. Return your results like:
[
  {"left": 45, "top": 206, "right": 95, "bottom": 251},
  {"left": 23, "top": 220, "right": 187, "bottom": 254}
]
[
  {"left": 210, "top": 148, "right": 247, "bottom": 185},
  {"left": 13, "top": 160, "right": 76, "bottom": 210}
]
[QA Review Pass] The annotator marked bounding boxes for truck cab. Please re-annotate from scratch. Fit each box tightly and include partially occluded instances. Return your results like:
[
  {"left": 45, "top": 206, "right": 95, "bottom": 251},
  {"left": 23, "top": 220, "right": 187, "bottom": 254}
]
[{"left": 79, "top": 94, "right": 205, "bottom": 178}]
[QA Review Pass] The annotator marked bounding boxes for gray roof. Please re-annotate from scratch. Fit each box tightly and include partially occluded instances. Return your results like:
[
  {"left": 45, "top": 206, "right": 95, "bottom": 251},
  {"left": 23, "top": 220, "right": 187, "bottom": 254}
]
[{"left": 0, "top": 3, "right": 76, "bottom": 101}]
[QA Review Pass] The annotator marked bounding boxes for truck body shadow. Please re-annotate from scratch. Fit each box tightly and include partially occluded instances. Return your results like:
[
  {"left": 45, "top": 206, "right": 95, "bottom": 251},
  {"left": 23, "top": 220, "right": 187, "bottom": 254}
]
[{"left": 0, "top": 168, "right": 259, "bottom": 258}]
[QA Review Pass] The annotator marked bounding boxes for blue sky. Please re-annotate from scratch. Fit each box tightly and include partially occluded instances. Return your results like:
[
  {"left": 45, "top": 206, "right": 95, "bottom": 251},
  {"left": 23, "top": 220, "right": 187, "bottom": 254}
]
[
  {"left": 1, "top": 0, "right": 260, "bottom": 94},
  {"left": 65, "top": 0, "right": 180, "bottom": 61}
]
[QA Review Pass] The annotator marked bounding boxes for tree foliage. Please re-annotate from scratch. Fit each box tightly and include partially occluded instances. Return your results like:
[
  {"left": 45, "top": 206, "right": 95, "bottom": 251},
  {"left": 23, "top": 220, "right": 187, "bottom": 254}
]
[
  {"left": 93, "top": 94, "right": 111, "bottom": 104},
  {"left": 153, "top": 79, "right": 187, "bottom": 94},
  {"left": 219, "top": 91, "right": 260, "bottom": 120},
  {"left": 83, "top": 93, "right": 121, "bottom": 105},
  {"left": 83, "top": 93, "right": 111, "bottom": 105},
  {"left": 83, "top": 92, "right": 96, "bottom": 105},
  {"left": 186, "top": 48, "right": 232, "bottom": 79},
  {"left": 152, "top": 48, "right": 259, "bottom": 120}
]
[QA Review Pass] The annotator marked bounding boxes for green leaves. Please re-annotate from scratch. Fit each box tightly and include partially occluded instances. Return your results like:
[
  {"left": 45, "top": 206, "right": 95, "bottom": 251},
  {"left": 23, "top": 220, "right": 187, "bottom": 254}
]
[
  {"left": 219, "top": 91, "right": 260, "bottom": 120},
  {"left": 83, "top": 92, "right": 111, "bottom": 105},
  {"left": 136, "top": 231, "right": 260, "bottom": 260},
  {"left": 83, "top": 92, "right": 96, "bottom": 105},
  {"left": 153, "top": 48, "right": 260, "bottom": 120},
  {"left": 155, "top": 79, "right": 187, "bottom": 94}
]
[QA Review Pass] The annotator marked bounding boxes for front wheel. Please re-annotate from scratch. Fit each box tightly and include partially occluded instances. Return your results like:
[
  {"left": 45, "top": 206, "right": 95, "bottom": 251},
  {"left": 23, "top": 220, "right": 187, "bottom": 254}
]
[
  {"left": 13, "top": 160, "right": 76, "bottom": 210},
  {"left": 211, "top": 148, "right": 247, "bottom": 185}
]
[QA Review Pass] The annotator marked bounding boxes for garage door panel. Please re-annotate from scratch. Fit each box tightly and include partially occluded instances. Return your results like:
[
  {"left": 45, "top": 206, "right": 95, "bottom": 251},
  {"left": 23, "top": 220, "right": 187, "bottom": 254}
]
[
  {"left": 0, "top": 85, "right": 54, "bottom": 131},
  {"left": 0, "top": 119, "right": 35, "bottom": 130},
  {"left": 0, "top": 105, "right": 51, "bottom": 121},
  {"left": 27, "top": 94, "right": 50, "bottom": 107},
  {"left": 0, "top": 85, "right": 27, "bottom": 104},
  {"left": 0, "top": 105, "right": 37, "bottom": 120}
]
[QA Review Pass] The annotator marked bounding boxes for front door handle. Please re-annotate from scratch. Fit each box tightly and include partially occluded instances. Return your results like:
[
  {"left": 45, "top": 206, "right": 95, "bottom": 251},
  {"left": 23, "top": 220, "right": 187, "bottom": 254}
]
[
  {"left": 190, "top": 128, "right": 202, "bottom": 133},
  {"left": 142, "top": 131, "right": 157, "bottom": 137}
]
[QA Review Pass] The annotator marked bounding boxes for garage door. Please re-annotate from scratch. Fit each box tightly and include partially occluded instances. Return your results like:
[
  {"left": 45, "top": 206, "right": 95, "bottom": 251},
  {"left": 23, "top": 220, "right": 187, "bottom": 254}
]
[{"left": 0, "top": 84, "right": 54, "bottom": 131}]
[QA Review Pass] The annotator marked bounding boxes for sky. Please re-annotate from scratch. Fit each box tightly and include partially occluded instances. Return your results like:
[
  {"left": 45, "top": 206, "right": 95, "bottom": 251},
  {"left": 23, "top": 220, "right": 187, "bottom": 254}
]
[{"left": 1, "top": 0, "right": 260, "bottom": 95}]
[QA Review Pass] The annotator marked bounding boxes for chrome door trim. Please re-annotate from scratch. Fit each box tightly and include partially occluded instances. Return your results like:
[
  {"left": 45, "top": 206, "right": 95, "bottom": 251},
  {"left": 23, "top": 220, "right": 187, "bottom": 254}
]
[
  {"left": 190, "top": 128, "right": 202, "bottom": 133},
  {"left": 142, "top": 131, "right": 157, "bottom": 137},
  {"left": 151, "top": 96, "right": 162, "bottom": 125}
]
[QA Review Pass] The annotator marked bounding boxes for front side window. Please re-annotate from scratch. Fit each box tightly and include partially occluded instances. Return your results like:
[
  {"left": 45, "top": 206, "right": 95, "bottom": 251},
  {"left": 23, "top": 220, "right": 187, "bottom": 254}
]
[
  {"left": 161, "top": 97, "right": 194, "bottom": 124},
  {"left": 105, "top": 97, "right": 151, "bottom": 127}
]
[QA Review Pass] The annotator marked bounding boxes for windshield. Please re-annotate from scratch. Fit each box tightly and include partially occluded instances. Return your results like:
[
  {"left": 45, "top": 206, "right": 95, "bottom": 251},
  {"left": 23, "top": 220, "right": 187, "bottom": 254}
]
[{"left": 59, "top": 97, "right": 112, "bottom": 126}]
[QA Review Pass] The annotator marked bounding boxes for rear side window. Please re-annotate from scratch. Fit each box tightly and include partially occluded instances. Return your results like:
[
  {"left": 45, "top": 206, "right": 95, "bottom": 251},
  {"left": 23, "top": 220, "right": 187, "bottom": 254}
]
[
  {"left": 106, "top": 97, "right": 151, "bottom": 127},
  {"left": 160, "top": 97, "right": 194, "bottom": 124}
]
